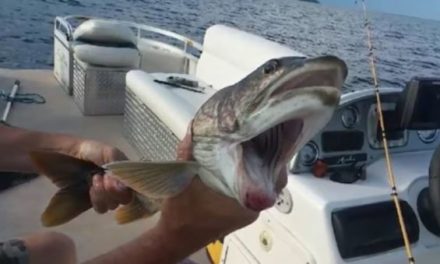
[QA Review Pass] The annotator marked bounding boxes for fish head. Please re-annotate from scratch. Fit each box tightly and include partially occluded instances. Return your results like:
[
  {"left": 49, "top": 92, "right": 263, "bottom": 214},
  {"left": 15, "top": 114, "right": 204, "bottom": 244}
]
[{"left": 201, "top": 55, "right": 347, "bottom": 211}]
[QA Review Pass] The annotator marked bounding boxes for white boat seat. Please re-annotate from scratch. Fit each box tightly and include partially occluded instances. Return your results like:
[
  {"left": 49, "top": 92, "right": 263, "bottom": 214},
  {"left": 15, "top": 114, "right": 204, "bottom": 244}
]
[
  {"left": 126, "top": 71, "right": 215, "bottom": 140},
  {"left": 136, "top": 39, "right": 190, "bottom": 74},
  {"left": 195, "top": 24, "right": 306, "bottom": 90},
  {"left": 126, "top": 24, "right": 306, "bottom": 140}
]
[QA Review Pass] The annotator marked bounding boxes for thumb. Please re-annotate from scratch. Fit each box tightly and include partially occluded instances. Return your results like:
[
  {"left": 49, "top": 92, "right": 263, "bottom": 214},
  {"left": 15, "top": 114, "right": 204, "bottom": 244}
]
[{"left": 177, "top": 121, "right": 194, "bottom": 161}]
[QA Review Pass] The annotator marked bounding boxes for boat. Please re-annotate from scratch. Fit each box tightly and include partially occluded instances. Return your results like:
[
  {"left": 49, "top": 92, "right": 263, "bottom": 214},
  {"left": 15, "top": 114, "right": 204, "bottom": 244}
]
[{"left": 1, "top": 15, "right": 440, "bottom": 264}]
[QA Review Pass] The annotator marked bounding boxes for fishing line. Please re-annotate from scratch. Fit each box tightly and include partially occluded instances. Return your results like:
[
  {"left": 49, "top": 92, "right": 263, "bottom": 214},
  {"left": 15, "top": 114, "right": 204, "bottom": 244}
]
[
  {"left": 0, "top": 90, "right": 46, "bottom": 104},
  {"left": 359, "top": 1, "right": 415, "bottom": 263}
]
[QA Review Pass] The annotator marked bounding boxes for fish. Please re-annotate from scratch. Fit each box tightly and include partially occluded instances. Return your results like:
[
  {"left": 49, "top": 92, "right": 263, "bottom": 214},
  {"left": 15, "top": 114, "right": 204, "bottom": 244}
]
[{"left": 30, "top": 55, "right": 347, "bottom": 227}]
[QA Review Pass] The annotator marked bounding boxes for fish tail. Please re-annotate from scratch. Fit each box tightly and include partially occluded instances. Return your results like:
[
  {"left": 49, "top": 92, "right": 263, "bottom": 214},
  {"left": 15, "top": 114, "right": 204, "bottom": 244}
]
[
  {"left": 115, "top": 194, "right": 159, "bottom": 224},
  {"left": 29, "top": 151, "right": 104, "bottom": 227}
]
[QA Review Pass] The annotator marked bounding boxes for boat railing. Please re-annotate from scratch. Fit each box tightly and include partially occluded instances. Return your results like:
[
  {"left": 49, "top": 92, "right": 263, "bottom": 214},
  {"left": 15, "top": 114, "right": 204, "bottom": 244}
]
[
  {"left": 55, "top": 15, "right": 90, "bottom": 40},
  {"left": 55, "top": 15, "right": 203, "bottom": 58}
]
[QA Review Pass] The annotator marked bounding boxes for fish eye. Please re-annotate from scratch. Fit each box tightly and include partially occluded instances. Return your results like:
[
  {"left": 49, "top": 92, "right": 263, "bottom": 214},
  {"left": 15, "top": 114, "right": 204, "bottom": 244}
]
[{"left": 263, "top": 59, "right": 280, "bottom": 74}]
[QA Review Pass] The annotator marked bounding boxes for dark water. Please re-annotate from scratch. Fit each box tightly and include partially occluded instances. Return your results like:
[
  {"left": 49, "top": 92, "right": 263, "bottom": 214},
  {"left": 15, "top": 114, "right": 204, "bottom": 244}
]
[{"left": 0, "top": 0, "right": 439, "bottom": 91}]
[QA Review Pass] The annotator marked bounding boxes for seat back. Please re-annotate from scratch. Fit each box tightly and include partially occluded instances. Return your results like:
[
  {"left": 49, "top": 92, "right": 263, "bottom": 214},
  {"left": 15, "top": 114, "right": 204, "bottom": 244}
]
[{"left": 195, "top": 24, "right": 305, "bottom": 90}]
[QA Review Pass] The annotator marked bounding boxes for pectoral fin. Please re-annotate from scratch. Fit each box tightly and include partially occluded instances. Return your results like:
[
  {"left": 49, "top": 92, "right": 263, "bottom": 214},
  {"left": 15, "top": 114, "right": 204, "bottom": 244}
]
[{"left": 104, "top": 161, "right": 199, "bottom": 199}]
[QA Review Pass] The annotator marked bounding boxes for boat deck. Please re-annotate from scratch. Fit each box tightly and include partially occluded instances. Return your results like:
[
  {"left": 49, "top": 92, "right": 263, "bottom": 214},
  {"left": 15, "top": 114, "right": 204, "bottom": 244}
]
[{"left": 0, "top": 68, "right": 209, "bottom": 263}]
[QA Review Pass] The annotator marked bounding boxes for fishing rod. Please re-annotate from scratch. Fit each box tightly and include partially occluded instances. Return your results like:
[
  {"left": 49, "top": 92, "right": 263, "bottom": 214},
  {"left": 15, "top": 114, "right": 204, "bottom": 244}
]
[{"left": 359, "top": 1, "right": 415, "bottom": 263}]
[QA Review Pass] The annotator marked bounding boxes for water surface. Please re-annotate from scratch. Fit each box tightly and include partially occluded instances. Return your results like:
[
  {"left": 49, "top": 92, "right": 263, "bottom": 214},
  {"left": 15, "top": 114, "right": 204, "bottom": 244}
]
[{"left": 0, "top": 0, "right": 439, "bottom": 91}]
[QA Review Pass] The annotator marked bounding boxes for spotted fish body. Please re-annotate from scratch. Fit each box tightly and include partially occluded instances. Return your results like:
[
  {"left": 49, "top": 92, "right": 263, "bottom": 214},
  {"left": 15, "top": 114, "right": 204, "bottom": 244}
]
[{"left": 30, "top": 55, "right": 347, "bottom": 226}]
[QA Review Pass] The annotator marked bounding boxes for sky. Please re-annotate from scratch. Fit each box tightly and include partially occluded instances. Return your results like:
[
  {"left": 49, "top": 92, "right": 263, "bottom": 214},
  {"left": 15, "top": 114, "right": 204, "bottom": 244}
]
[{"left": 321, "top": 0, "right": 440, "bottom": 21}]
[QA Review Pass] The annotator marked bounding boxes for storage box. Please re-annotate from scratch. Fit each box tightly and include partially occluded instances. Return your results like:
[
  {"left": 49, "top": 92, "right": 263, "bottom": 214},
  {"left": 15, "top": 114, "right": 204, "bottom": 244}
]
[
  {"left": 124, "top": 88, "right": 179, "bottom": 160},
  {"left": 72, "top": 57, "right": 129, "bottom": 115}
]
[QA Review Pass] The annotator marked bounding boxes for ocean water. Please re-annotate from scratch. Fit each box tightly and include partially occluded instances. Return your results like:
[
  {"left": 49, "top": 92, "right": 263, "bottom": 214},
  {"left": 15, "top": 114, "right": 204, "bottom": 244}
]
[{"left": 0, "top": 0, "right": 439, "bottom": 91}]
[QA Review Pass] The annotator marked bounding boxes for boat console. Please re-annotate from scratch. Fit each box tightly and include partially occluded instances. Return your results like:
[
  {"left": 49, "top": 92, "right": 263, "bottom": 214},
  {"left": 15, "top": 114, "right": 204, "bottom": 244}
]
[
  {"left": 294, "top": 78, "right": 440, "bottom": 181},
  {"left": 221, "top": 78, "right": 440, "bottom": 264}
]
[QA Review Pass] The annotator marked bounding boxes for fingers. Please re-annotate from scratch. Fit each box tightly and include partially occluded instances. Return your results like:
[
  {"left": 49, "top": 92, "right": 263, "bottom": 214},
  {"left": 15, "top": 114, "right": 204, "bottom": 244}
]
[
  {"left": 70, "top": 140, "right": 133, "bottom": 214},
  {"left": 90, "top": 174, "right": 133, "bottom": 214},
  {"left": 177, "top": 121, "right": 194, "bottom": 161},
  {"left": 104, "top": 147, "right": 128, "bottom": 164},
  {"left": 90, "top": 175, "right": 108, "bottom": 214},
  {"left": 103, "top": 174, "right": 133, "bottom": 205},
  {"left": 102, "top": 176, "right": 120, "bottom": 210},
  {"left": 73, "top": 139, "right": 128, "bottom": 165},
  {"left": 176, "top": 143, "right": 192, "bottom": 161}
]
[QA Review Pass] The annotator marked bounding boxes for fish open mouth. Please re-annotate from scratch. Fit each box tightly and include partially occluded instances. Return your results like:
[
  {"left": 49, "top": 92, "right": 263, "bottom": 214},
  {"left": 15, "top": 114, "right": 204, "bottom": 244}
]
[
  {"left": 236, "top": 70, "right": 338, "bottom": 211},
  {"left": 239, "top": 118, "right": 304, "bottom": 211},
  {"left": 215, "top": 55, "right": 346, "bottom": 211}
]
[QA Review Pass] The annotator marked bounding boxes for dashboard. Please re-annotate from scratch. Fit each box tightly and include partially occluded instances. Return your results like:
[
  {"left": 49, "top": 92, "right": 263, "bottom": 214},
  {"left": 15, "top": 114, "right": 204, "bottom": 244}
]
[{"left": 292, "top": 88, "right": 440, "bottom": 176}]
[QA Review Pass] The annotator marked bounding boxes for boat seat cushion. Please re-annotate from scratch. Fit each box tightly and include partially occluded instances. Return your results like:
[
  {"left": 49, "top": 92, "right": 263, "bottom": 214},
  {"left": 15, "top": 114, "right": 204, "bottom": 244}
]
[
  {"left": 195, "top": 24, "right": 305, "bottom": 90},
  {"left": 126, "top": 70, "right": 215, "bottom": 139},
  {"left": 72, "top": 19, "right": 140, "bottom": 68},
  {"left": 73, "top": 44, "right": 140, "bottom": 68},
  {"left": 73, "top": 19, "right": 137, "bottom": 47}
]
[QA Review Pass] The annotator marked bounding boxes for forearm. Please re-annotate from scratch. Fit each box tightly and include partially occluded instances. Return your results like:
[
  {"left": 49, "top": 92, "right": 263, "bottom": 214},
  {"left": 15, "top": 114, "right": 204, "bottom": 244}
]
[
  {"left": 84, "top": 178, "right": 256, "bottom": 264},
  {"left": 83, "top": 222, "right": 209, "bottom": 264},
  {"left": 0, "top": 124, "right": 80, "bottom": 173}
]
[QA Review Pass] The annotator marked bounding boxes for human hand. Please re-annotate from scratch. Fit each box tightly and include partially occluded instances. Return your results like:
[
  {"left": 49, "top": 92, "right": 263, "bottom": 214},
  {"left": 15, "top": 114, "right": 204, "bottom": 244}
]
[
  {"left": 157, "top": 123, "right": 270, "bottom": 250},
  {"left": 68, "top": 140, "right": 133, "bottom": 213}
]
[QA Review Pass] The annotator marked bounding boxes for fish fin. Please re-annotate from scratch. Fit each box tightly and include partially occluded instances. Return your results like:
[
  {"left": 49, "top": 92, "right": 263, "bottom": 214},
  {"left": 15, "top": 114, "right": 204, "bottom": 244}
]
[
  {"left": 115, "top": 195, "right": 159, "bottom": 224},
  {"left": 104, "top": 161, "right": 198, "bottom": 199},
  {"left": 42, "top": 186, "right": 92, "bottom": 227},
  {"left": 29, "top": 150, "right": 103, "bottom": 188},
  {"left": 29, "top": 151, "right": 103, "bottom": 226}
]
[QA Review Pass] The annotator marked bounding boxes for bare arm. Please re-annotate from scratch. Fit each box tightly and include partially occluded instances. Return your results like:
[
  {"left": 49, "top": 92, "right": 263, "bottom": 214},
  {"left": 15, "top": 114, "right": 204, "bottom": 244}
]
[
  {"left": 0, "top": 123, "right": 262, "bottom": 264},
  {"left": 0, "top": 123, "right": 131, "bottom": 212},
  {"left": 83, "top": 218, "right": 197, "bottom": 264},
  {"left": 84, "top": 179, "right": 257, "bottom": 264},
  {"left": 0, "top": 124, "right": 132, "bottom": 264},
  {"left": 0, "top": 124, "right": 80, "bottom": 173}
]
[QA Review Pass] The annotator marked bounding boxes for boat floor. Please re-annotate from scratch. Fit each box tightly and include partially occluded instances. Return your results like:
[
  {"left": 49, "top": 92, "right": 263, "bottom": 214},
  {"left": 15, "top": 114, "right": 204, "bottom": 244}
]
[{"left": 0, "top": 68, "right": 210, "bottom": 263}]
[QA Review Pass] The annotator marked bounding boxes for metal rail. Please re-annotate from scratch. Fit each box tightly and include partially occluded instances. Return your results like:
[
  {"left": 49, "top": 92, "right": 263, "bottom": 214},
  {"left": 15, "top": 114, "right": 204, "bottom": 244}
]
[{"left": 55, "top": 15, "right": 203, "bottom": 55}]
